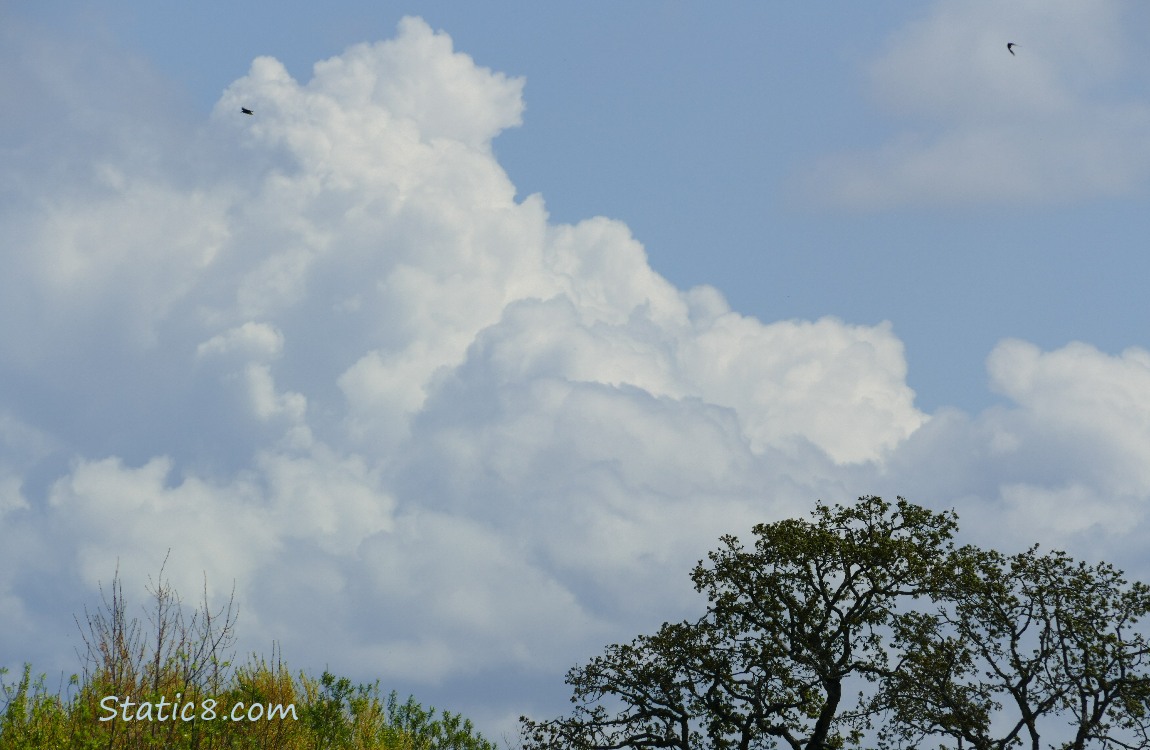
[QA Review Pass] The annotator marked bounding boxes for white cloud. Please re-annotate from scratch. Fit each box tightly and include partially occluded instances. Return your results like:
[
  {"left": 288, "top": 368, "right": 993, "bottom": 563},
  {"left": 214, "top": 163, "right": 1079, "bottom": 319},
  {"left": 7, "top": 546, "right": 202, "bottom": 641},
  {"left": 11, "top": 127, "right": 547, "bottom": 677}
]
[
  {"left": 197, "top": 322, "right": 285, "bottom": 361},
  {"left": 2, "top": 12, "right": 1150, "bottom": 738},
  {"left": 47, "top": 456, "right": 274, "bottom": 600},
  {"left": 804, "top": 0, "right": 1150, "bottom": 209},
  {"left": 986, "top": 339, "right": 1150, "bottom": 496},
  {"left": 883, "top": 339, "right": 1150, "bottom": 566},
  {"left": 1000, "top": 482, "right": 1141, "bottom": 537},
  {"left": 355, "top": 509, "right": 607, "bottom": 680},
  {"left": 0, "top": 473, "right": 28, "bottom": 517}
]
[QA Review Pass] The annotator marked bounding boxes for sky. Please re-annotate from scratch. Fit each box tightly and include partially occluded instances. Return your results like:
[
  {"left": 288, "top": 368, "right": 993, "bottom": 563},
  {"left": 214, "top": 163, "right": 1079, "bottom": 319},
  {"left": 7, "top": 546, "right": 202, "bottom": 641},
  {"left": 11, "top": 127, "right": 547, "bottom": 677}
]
[{"left": 2, "top": 0, "right": 1150, "bottom": 739}]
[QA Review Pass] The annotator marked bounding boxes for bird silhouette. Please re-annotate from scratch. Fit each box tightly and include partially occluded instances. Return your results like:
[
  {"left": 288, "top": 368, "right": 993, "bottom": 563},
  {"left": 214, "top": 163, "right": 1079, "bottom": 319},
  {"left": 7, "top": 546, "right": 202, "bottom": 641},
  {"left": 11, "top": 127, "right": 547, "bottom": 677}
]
[
  {"left": 241, "top": 107, "right": 254, "bottom": 115},
  {"left": 1007, "top": 43, "right": 1017, "bottom": 56}
]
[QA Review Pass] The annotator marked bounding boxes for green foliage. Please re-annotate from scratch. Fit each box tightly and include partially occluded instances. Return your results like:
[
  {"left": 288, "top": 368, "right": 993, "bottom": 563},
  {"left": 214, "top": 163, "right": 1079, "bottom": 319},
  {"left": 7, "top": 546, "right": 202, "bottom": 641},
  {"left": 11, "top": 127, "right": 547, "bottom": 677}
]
[
  {"left": 304, "top": 671, "right": 358, "bottom": 748},
  {"left": 0, "top": 565, "right": 497, "bottom": 750},
  {"left": 383, "top": 689, "right": 497, "bottom": 750},
  {"left": 0, "top": 665, "right": 74, "bottom": 749},
  {"left": 876, "top": 544, "right": 1150, "bottom": 750},
  {"left": 521, "top": 496, "right": 1150, "bottom": 750}
]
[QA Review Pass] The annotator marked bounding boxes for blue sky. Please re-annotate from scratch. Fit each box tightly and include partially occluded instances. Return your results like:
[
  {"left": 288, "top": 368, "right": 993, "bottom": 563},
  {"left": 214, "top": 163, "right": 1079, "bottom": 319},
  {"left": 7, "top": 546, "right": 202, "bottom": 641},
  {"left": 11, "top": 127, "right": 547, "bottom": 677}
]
[{"left": 3, "top": 0, "right": 1150, "bottom": 738}]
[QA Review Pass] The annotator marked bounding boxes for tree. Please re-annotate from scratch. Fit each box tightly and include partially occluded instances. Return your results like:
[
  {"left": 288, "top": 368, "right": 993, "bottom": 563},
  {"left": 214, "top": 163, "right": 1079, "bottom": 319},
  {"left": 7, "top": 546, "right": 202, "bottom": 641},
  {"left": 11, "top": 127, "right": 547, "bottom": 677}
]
[
  {"left": 874, "top": 545, "right": 1150, "bottom": 750},
  {"left": 521, "top": 496, "right": 961, "bottom": 750},
  {"left": 521, "top": 497, "right": 1150, "bottom": 750}
]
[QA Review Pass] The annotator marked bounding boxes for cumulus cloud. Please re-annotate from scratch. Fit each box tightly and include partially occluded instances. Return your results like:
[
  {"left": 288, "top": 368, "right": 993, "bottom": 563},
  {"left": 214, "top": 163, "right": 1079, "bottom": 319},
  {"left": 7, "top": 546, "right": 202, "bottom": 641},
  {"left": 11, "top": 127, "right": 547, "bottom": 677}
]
[
  {"left": 803, "top": 0, "right": 1150, "bottom": 209},
  {"left": 883, "top": 339, "right": 1150, "bottom": 571},
  {"left": 983, "top": 340, "right": 1150, "bottom": 540},
  {"left": 2, "top": 11, "right": 1149, "bottom": 736},
  {"left": 987, "top": 339, "right": 1150, "bottom": 490}
]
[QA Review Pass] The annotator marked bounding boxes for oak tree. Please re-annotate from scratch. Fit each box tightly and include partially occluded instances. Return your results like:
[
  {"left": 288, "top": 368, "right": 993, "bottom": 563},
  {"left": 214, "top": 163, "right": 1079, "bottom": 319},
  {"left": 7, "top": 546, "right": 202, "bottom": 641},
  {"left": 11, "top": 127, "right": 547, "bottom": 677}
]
[
  {"left": 522, "top": 497, "right": 1150, "bottom": 750},
  {"left": 875, "top": 545, "right": 1150, "bottom": 749},
  {"left": 521, "top": 497, "right": 960, "bottom": 750}
]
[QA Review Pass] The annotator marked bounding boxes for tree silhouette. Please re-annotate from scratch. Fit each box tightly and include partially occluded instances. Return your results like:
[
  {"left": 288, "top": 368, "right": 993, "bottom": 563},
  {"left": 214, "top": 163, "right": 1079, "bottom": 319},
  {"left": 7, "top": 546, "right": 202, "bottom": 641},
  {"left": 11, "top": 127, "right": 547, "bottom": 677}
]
[
  {"left": 521, "top": 497, "right": 1150, "bottom": 750},
  {"left": 875, "top": 545, "right": 1150, "bottom": 749}
]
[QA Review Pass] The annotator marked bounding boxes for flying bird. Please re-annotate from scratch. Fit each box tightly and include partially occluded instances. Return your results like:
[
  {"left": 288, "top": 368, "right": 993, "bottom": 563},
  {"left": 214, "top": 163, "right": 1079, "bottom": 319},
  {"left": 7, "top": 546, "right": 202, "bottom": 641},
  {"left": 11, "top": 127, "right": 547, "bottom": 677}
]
[
  {"left": 1007, "top": 42, "right": 1017, "bottom": 56},
  {"left": 241, "top": 107, "right": 254, "bottom": 115}
]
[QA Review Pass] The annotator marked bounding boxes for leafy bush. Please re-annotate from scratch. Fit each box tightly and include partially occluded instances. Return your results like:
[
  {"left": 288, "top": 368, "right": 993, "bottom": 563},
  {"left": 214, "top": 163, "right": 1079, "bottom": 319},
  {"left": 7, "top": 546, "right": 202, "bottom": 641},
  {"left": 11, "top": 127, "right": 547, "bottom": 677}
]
[{"left": 0, "top": 562, "right": 498, "bottom": 750}]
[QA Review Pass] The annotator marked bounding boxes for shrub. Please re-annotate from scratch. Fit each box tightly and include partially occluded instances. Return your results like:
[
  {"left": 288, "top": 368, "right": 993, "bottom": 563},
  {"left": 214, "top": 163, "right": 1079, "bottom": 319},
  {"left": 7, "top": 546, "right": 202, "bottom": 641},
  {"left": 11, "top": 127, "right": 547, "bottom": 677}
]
[{"left": 0, "top": 561, "right": 497, "bottom": 750}]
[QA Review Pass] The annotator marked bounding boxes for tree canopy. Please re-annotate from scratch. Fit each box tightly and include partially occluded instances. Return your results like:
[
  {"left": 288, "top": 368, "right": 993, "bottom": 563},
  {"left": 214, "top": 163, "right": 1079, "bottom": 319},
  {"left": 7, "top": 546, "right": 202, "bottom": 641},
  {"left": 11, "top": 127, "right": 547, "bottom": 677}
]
[{"left": 520, "top": 496, "right": 1150, "bottom": 750}]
